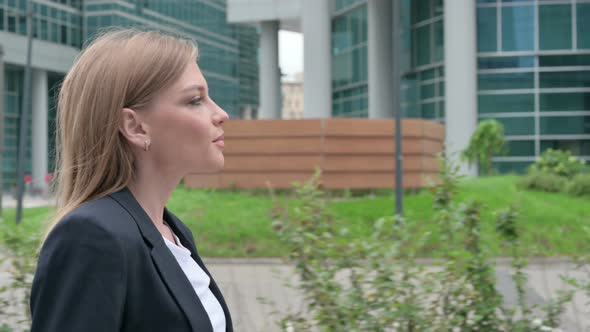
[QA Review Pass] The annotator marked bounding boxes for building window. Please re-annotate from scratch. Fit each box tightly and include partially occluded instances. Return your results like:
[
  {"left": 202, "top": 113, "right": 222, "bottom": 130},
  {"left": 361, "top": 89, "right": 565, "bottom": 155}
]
[
  {"left": 495, "top": 117, "right": 535, "bottom": 136},
  {"left": 478, "top": 94, "right": 534, "bottom": 114},
  {"left": 540, "top": 92, "right": 590, "bottom": 112},
  {"left": 478, "top": 56, "right": 535, "bottom": 69},
  {"left": 540, "top": 70, "right": 590, "bottom": 89},
  {"left": 540, "top": 116, "right": 590, "bottom": 135},
  {"left": 494, "top": 162, "right": 531, "bottom": 174},
  {"left": 502, "top": 140, "right": 536, "bottom": 157},
  {"left": 539, "top": 4, "right": 572, "bottom": 50},
  {"left": 477, "top": 7, "right": 497, "bottom": 52},
  {"left": 332, "top": 3, "right": 368, "bottom": 118},
  {"left": 416, "top": 25, "right": 431, "bottom": 66},
  {"left": 577, "top": 3, "right": 590, "bottom": 49},
  {"left": 502, "top": 5, "right": 534, "bottom": 52},
  {"left": 541, "top": 140, "right": 590, "bottom": 156},
  {"left": 478, "top": 72, "right": 534, "bottom": 91}
]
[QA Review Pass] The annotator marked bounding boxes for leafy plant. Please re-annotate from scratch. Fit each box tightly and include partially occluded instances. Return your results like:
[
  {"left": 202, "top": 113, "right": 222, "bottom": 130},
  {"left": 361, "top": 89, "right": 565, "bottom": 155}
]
[
  {"left": 0, "top": 324, "right": 13, "bottom": 332},
  {"left": 0, "top": 221, "right": 41, "bottom": 331},
  {"left": 518, "top": 171, "right": 568, "bottom": 193},
  {"left": 462, "top": 119, "right": 506, "bottom": 176},
  {"left": 565, "top": 173, "right": 590, "bottom": 197},
  {"left": 268, "top": 158, "right": 582, "bottom": 331},
  {"left": 529, "top": 149, "right": 586, "bottom": 179}
]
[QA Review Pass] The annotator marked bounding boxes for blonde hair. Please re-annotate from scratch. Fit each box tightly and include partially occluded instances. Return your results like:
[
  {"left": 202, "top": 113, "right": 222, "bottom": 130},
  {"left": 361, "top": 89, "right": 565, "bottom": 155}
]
[{"left": 45, "top": 28, "right": 198, "bottom": 240}]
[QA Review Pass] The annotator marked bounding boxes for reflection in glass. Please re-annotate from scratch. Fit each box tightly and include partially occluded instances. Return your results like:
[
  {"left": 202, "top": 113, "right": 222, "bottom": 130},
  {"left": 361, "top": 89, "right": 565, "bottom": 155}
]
[
  {"left": 540, "top": 116, "right": 590, "bottom": 135},
  {"left": 541, "top": 140, "right": 590, "bottom": 156},
  {"left": 478, "top": 72, "right": 534, "bottom": 90},
  {"left": 502, "top": 6, "right": 534, "bottom": 51},
  {"left": 540, "top": 93, "right": 590, "bottom": 112},
  {"left": 478, "top": 56, "right": 535, "bottom": 69},
  {"left": 416, "top": 25, "right": 431, "bottom": 66},
  {"left": 540, "top": 71, "right": 590, "bottom": 89},
  {"left": 502, "top": 140, "right": 535, "bottom": 156},
  {"left": 477, "top": 7, "right": 497, "bottom": 52},
  {"left": 495, "top": 117, "right": 535, "bottom": 135},
  {"left": 478, "top": 94, "right": 535, "bottom": 113},
  {"left": 577, "top": 4, "right": 590, "bottom": 49},
  {"left": 539, "top": 4, "right": 571, "bottom": 50}
]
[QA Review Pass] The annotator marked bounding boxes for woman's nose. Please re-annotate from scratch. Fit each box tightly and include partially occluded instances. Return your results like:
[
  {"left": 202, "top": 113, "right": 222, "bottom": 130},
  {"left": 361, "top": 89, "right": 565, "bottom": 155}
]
[{"left": 212, "top": 100, "right": 229, "bottom": 125}]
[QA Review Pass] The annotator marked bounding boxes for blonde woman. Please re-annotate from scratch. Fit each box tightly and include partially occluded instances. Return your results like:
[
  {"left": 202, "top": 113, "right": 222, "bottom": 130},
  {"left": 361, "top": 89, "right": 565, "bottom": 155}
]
[{"left": 29, "top": 29, "right": 232, "bottom": 332}]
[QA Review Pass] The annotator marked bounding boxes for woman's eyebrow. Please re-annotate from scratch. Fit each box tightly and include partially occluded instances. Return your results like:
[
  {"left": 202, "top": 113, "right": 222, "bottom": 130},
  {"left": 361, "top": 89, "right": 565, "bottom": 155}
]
[{"left": 180, "top": 84, "right": 206, "bottom": 93}]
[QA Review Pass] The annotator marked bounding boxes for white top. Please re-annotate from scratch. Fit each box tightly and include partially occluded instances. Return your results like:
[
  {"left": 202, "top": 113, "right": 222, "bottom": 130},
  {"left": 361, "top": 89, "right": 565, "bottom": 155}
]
[{"left": 163, "top": 233, "right": 226, "bottom": 332}]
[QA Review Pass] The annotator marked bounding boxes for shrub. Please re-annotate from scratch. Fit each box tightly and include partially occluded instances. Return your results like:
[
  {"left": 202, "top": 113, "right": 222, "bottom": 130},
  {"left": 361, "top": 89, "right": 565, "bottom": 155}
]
[
  {"left": 0, "top": 222, "right": 40, "bottom": 331},
  {"left": 462, "top": 119, "right": 506, "bottom": 176},
  {"left": 529, "top": 149, "right": 586, "bottom": 179},
  {"left": 269, "top": 159, "right": 579, "bottom": 331},
  {"left": 565, "top": 173, "right": 590, "bottom": 197},
  {"left": 518, "top": 171, "right": 569, "bottom": 193}
]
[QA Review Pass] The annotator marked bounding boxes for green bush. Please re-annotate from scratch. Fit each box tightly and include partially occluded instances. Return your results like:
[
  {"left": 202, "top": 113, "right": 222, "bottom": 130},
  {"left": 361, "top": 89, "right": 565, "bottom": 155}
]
[
  {"left": 529, "top": 149, "right": 586, "bottom": 179},
  {"left": 269, "top": 160, "right": 578, "bottom": 331},
  {"left": 0, "top": 221, "right": 41, "bottom": 331},
  {"left": 518, "top": 171, "right": 569, "bottom": 193},
  {"left": 462, "top": 119, "right": 506, "bottom": 175},
  {"left": 565, "top": 173, "right": 590, "bottom": 197},
  {"left": 0, "top": 324, "right": 12, "bottom": 332}
]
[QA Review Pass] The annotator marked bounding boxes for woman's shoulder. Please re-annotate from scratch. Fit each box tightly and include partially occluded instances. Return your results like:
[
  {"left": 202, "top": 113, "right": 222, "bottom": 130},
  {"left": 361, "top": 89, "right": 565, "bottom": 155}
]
[
  {"left": 64, "top": 195, "right": 130, "bottom": 226},
  {"left": 50, "top": 195, "right": 139, "bottom": 246}
]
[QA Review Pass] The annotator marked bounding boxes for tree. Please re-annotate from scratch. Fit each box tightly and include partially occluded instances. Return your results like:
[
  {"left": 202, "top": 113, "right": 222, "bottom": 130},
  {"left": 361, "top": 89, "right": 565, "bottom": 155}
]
[{"left": 462, "top": 119, "right": 506, "bottom": 176}]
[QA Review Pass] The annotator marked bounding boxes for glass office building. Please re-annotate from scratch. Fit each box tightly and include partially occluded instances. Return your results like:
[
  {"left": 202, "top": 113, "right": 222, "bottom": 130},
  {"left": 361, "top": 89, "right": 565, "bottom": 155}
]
[
  {"left": 476, "top": 0, "right": 590, "bottom": 173},
  {"left": 330, "top": 0, "right": 590, "bottom": 174},
  {"left": 1, "top": 0, "right": 259, "bottom": 189}
]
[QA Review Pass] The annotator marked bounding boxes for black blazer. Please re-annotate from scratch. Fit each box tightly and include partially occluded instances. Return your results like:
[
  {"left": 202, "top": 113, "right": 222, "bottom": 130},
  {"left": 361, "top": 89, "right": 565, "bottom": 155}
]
[{"left": 30, "top": 188, "right": 233, "bottom": 332}]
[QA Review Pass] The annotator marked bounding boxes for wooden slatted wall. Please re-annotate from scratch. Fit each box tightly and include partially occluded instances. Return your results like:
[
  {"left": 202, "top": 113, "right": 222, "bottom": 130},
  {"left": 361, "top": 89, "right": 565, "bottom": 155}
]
[{"left": 184, "top": 118, "right": 444, "bottom": 189}]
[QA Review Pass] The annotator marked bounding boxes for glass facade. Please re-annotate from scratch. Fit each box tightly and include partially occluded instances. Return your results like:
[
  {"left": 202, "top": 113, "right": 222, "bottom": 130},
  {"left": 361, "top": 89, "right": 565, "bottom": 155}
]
[
  {"left": 47, "top": 73, "right": 64, "bottom": 174},
  {"left": 477, "top": 0, "right": 590, "bottom": 173},
  {"left": 84, "top": 0, "right": 258, "bottom": 118},
  {"left": 236, "top": 25, "right": 259, "bottom": 113},
  {"left": 1, "top": 0, "right": 259, "bottom": 188},
  {"left": 332, "top": 1, "right": 368, "bottom": 117},
  {"left": 0, "top": 0, "right": 83, "bottom": 47},
  {"left": 2, "top": 66, "right": 31, "bottom": 189},
  {"left": 401, "top": 0, "right": 445, "bottom": 122},
  {"left": 332, "top": 0, "right": 590, "bottom": 174},
  {"left": 329, "top": 0, "right": 445, "bottom": 120}
]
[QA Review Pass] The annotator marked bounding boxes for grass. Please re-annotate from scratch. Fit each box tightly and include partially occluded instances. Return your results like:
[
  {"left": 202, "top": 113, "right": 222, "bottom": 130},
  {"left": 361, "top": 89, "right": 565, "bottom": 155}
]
[{"left": 1, "top": 175, "right": 588, "bottom": 257}]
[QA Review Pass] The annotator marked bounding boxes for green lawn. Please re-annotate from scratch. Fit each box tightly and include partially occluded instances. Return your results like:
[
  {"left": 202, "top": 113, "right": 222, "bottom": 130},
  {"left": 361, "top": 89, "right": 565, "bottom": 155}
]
[{"left": 1, "top": 176, "right": 589, "bottom": 257}]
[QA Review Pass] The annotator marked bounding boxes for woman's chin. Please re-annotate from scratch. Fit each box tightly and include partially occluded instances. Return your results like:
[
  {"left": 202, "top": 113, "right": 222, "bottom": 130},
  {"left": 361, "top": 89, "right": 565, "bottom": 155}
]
[{"left": 196, "top": 160, "right": 224, "bottom": 174}]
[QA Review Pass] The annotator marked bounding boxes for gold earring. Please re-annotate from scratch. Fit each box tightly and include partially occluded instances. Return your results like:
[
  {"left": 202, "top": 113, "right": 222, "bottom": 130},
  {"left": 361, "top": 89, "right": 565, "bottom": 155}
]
[{"left": 144, "top": 140, "right": 150, "bottom": 152}]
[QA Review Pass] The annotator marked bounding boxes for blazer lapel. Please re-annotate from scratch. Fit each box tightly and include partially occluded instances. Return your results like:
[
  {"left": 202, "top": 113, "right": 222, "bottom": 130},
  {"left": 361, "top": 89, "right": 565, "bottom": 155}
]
[
  {"left": 164, "top": 210, "right": 234, "bottom": 331},
  {"left": 109, "top": 188, "right": 213, "bottom": 332}
]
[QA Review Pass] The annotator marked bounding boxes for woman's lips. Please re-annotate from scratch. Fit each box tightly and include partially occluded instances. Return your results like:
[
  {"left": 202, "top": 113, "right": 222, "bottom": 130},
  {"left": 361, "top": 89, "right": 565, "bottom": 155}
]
[{"left": 214, "top": 139, "right": 225, "bottom": 148}]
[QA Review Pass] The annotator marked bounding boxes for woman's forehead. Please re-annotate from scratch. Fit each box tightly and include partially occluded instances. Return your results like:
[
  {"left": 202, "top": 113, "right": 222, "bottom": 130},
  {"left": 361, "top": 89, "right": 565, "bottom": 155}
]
[{"left": 175, "top": 62, "right": 207, "bottom": 93}]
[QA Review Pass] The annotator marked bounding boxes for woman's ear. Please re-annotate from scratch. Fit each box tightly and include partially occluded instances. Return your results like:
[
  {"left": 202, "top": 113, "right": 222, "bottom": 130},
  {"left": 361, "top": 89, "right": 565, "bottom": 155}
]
[{"left": 119, "top": 108, "right": 150, "bottom": 150}]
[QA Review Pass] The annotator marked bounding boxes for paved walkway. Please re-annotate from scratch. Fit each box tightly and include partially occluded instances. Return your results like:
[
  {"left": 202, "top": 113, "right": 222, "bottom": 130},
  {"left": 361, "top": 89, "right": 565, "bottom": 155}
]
[
  {"left": 0, "top": 257, "right": 588, "bottom": 331},
  {"left": 203, "top": 258, "right": 590, "bottom": 332},
  {"left": 1, "top": 194, "right": 55, "bottom": 209}
]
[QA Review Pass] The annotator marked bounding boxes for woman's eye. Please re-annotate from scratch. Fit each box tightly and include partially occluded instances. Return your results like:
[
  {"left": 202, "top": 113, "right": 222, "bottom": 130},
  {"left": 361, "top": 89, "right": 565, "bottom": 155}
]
[{"left": 189, "top": 97, "right": 202, "bottom": 106}]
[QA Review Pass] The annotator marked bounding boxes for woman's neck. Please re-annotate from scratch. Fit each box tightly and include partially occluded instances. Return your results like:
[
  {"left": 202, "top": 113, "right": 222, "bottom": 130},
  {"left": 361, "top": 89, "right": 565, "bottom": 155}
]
[{"left": 127, "top": 161, "right": 180, "bottom": 227}]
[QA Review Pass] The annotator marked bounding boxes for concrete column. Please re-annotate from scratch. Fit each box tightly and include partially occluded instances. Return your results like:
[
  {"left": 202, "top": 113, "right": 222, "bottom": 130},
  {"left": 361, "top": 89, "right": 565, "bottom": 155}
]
[
  {"left": 302, "top": 0, "right": 331, "bottom": 118},
  {"left": 32, "top": 69, "right": 48, "bottom": 193},
  {"left": 259, "top": 20, "right": 281, "bottom": 119},
  {"left": 444, "top": 0, "right": 477, "bottom": 176},
  {"left": 242, "top": 105, "right": 254, "bottom": 120},
  {"left": 368, "top": 0, "right": 393, "bottom": 118}
]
